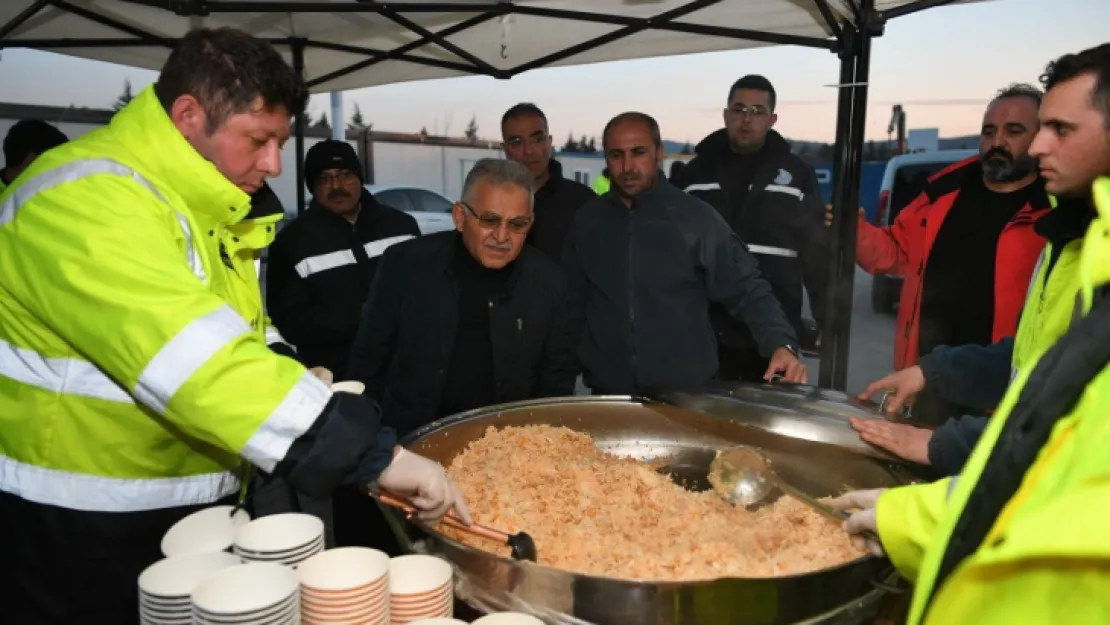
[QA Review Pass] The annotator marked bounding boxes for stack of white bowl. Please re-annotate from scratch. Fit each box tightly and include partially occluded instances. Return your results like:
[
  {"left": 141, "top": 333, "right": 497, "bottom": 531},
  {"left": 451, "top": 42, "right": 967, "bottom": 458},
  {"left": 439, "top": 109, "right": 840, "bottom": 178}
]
[
  {"left": 389, "top": 555, "right": 455, "bottom": 623},
  {"left": 160, "top": 505, "right": 251, "bottom": 557},
  {"left": 233, "top": 512, "right": 325, "bottom": 567},
  {"left": 473, "top": 614, "right": 546, "bottom": 625},
  {"left": 298, "top": 547, "right": 391, "bottom": 624},
  {"left": 191, "top": 562, "right": 300, "bottom": 624},
  {"left": 137, "top": 552, "right": 242, "bottom": 624}
]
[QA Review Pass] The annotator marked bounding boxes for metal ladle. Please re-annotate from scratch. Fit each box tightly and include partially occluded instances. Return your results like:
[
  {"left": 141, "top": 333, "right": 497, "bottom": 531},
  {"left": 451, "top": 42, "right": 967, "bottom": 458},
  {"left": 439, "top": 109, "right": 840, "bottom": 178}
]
[{"left": 707, "top": 445, "right": 848, "bottom": 523}]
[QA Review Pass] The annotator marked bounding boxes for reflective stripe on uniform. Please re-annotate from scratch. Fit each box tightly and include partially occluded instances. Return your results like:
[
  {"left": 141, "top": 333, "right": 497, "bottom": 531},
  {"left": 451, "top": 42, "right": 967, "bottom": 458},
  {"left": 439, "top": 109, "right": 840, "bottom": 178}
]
[
  {"left": 1, "top": 158, "right": 207, "bottom": 284},
  {"left": 683, "top": 182, "right": 721, "bottom": 192},
  {"left": 265, "top": 325, "right": 289, "bottom": 347},
  {"left": 295, "top": 249, "right": 357, "bottom": 278},
  {"left": 747, "top": 244, "right": 799, "bottom": 258},
  {"left": 240, "top": 369, "right": 331, "bottom": 473},
  {"left": 133, "top": 305, "right": 252, "bottom": 415},
  {"left": 0, "top": 338, "right": 132, "bottom": 403},
  {"left": 364, "top": 234, "right": 414, "bottom": 259},
  {"left": 0, "top": 452, "right": 239, "bottom": 512},
  {"left": 765, "top": 184, "right": 804, "bottom": 200}
]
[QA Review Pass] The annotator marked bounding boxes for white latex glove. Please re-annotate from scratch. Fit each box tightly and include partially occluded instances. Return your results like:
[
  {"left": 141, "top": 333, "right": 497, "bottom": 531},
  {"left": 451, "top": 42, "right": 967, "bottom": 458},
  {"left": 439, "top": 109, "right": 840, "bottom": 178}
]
[
  {"left": 826, "top": 488, "right": 886, "bottom": 557},
  {"left": 377, "top": 448, "right": 472, "bottom": 524}
]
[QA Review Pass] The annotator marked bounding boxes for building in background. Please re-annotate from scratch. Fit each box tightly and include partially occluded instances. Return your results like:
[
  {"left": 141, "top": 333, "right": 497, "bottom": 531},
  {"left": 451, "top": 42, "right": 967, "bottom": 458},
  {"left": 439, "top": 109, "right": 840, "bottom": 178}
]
[{"left": 0, "top": 102, "right": 691, "bottom": 217}]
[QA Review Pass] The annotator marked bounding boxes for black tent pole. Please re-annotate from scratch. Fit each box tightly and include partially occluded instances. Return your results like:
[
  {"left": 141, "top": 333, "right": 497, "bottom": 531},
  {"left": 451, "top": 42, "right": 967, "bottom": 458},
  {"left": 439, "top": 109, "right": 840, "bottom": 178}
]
[
  {"left": 819, "top": 0, "right": 876, "bottom": 391},
  {"left": 292, "top": 38, "right": 308, "bottom": 215}
]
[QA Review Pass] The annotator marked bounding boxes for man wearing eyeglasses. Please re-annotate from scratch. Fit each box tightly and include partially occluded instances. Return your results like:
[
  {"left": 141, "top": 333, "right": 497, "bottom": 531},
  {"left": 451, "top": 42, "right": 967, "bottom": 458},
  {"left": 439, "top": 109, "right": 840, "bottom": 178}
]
[
  {"left": 265, "top": 139, "right": 420, "bottom": 381},
  {"left": 501, "top": 103, "right": 596, "bottom": 262},
  {"left": 348, "top": 156, "right": 576, "bottom": 435},
  {"left": 672, "top": 75, "right": 830, "bottom": 383}
]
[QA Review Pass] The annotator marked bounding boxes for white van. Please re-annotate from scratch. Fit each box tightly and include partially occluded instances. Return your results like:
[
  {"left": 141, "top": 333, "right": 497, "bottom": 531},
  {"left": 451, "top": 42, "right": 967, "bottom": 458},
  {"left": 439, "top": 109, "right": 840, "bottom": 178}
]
[{"left": 869, "top": 149, "right": 978, "bottom": 313}]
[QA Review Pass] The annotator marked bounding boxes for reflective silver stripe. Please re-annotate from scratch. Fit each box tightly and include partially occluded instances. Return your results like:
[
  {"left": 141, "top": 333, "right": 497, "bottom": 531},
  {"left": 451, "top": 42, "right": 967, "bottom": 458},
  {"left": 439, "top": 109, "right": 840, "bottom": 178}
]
[
  {"left": 765, "top": 184, "right": 804, "bottom": 200},
  {"left": 294, "top": 249, "right": 357, "bottom": 278},
  {"left": 174, "top": 211, "right": 207, "bottom": 283},
  {"left": 0, "top": 338, "right": 133, "bottom": 404},
  {"left": 0, "top": 452, "right": 239, "bottom": 512},
  {"left": 241, "top": 370, "right": 332, "bottom": 473},
  {"left": 134, "top": 305, "right": 252, "bottom": 415},
  {"left": 747, "top": 244, "right": 799, "bottom": 258},
  {"left": 265, "top": 325, "right": 289, "bottom": 347},
  {"left": 0, "top": 158, "right": 165, "bottom": 227},
  {"left": 683, "top": 182, "right": 721, "bottom": 192},
  {"left": 0, "top": 158, "right": 207, "bottom": 283},
  {"left": 364, "top": 234, "right": 415, "bottom": 259},
  {"left": 946, "top": 476, "right": 960, "bottom": 500}
]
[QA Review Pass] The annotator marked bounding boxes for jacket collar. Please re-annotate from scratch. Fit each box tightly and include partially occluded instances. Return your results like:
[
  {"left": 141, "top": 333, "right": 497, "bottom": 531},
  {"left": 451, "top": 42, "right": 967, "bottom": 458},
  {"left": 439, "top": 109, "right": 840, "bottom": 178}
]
[
  {"left": 111, "top": 86, "right": 251, "bottom": 226},
  {"left": 536, "top": 159, "right": 564, "bottom": 199},
  {"left": 694, "top": 128, "right": 792, "bottom": 162}
]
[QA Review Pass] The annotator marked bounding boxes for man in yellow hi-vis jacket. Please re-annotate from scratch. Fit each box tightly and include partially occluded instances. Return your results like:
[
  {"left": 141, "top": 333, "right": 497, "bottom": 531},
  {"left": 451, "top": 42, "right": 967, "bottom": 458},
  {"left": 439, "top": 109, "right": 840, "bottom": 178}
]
[
  {"left": 0, "top": 28, "right": 469, "bottom": 624},
  {"left": 829, "top": 44, "right": 1110, "bottom": 624}
]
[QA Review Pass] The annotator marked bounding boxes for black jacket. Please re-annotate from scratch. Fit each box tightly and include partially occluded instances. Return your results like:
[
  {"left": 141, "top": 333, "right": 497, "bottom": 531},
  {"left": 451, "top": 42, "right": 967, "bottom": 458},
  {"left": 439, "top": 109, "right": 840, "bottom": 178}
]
[
  {"left": 562, "top": 178, "right": 797, "bottom": 395},
  {"left": 265, "top": 189, "right": 420, "bottom": 378},
  {"left": 347, "top": 231, "right": 577, "bottom": 437},
  {"left": 672, "top": 129, "right": 830, "bottom": 351},
  {"left": 526, "top": 159, "right": 597, "bottom": 261}
]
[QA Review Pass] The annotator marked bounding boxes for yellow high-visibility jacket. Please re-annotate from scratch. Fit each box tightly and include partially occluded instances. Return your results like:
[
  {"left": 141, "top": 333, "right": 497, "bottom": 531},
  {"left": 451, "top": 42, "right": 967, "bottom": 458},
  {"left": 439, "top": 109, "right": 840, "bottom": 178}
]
[
  {"left": 876, "top": 177, "right": 1110, "bottom": 624},
  {"left": 0, "top": 86, "right": 330, "bottom": 513}
]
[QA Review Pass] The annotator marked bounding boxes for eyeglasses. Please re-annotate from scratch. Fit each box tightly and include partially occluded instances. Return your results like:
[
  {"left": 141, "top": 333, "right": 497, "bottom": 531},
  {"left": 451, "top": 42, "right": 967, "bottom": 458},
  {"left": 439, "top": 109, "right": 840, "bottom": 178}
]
[
  {"left": 315, "top": 170, "right": 358, "bottom": 186},
  {"left": 503, "top": 133, "right": 548, "bottom": 150},
  {"left": 459, "top": 201, "right": 533, "bottom": 233},
  {"left": 728, "top": 104, "right": 771, "bottom": 118}
]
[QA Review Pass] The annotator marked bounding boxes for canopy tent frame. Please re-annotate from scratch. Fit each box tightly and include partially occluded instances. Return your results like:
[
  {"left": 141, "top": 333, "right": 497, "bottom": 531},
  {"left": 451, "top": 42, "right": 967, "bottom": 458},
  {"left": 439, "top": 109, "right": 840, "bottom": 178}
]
[{"left": 0, "top": 0, "right": 964, "bottom": 391}]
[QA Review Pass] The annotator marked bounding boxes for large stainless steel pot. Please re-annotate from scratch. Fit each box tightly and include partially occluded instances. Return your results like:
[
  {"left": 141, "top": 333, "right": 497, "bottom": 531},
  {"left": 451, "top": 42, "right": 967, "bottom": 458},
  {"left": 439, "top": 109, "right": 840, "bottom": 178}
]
[{"left": 382, "top": 382, "right": 919, "bottom": 625}]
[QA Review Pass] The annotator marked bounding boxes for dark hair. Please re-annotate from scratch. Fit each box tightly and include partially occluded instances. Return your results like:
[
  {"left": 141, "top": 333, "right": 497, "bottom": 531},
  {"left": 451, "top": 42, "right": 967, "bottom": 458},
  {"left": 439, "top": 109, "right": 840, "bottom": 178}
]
[
  {"left": 155, "top": 27, "right": 308, "bottom": 133},
  {"left": 728, "top": 74, "right": 777, "bottom": 111},
  {"left": 3, "top": 119, "right": 68, "bottom": 165},
  {"left": 501, "top": 103, "right": 548, "bottom": 130},
  {"left": 992, "top": 82, "right": 1043, "bottom": 108},
  {"left": 602, "top": 112, "right": 662, "bottom": 149},
  {"left": 1040, "top": 43, "right": 1110, "bottom": 128}
]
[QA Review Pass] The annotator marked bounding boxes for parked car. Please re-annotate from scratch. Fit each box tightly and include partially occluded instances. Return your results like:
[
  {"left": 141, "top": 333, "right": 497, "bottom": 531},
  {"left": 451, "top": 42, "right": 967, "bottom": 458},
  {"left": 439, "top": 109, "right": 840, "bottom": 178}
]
[
  {"left": 869, "top": 149, "right": 978, "bottom": 314},
  {"left": 366, "top": 184, "right": 456, "bottom": 235}
]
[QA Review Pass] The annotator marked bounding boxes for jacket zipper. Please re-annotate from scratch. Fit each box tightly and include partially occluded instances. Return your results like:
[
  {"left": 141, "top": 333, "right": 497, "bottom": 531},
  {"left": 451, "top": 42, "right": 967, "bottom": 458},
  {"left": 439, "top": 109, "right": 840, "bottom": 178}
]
[{"left": 628, "top": 209, "right": 637, "bottom": 388}]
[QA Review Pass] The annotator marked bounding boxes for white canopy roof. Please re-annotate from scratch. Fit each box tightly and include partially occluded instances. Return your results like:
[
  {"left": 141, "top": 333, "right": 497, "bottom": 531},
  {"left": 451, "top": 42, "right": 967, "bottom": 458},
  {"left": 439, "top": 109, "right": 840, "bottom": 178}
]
[{"left": 1, "top": 0, "right": 984, "bottom": 92}]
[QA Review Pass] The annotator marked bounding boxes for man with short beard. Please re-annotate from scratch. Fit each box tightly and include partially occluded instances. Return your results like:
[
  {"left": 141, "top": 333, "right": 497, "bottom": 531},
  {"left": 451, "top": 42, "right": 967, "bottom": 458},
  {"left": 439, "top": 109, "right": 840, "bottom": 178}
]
[
  {"left": 851, "top": 83, "right": 1052, "bottom": 423},
  {"left": 266, "top": 140, "right": 420, "bottom": 380}
]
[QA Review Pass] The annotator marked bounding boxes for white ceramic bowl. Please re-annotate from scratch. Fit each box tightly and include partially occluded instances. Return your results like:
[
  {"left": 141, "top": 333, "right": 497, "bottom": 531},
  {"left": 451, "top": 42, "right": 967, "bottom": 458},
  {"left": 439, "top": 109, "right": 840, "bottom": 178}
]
[
  {"left": 388, "top": 555, "right": 453, "bottom": 596},
  {"left": 233, "top": 512, "right": 324, "bottom": 554},
  {"left": 472, "top": 613, "right": 546, "bottom": 625},
  {"left": 299, "top": 547, "right": 391, "bottom": 592},
  {"left": 190, "top": 562, "right": 299, "bottom": 616},
  {"left": 139, "top": 552, "right": 244, "bottom": 599},
  {"left": 161, "top": 505, "right": 250, "bottom": 557}
]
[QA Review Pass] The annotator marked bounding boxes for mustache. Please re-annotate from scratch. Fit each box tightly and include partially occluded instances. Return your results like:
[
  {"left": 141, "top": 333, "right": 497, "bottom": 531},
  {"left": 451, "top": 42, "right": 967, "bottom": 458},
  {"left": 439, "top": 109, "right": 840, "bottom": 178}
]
[
  {"left": 485, "top": 239, "right": 512, "bottom": 250},
  {"left": 984, "top": 147, "right": 1013, "bottom": 162},
  {"left": 327, "top": 189, "right": 352, "bottom": 200}
]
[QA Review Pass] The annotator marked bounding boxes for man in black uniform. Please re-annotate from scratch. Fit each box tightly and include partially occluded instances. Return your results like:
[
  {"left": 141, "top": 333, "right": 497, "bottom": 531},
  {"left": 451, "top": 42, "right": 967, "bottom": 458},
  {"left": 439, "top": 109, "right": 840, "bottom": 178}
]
[
  {"left": 501, "top": 103, "right": 595, "bottom": 261},
  {"left": 672, "top": 75, "right": 829, "bottom": 381},
  {"left": 344, "top": 158, "right": 576, "bottom": 558},
  {"left": 265, "top": 140, "right": 420, "bottom": 380},
  {"left": 563, "top": 112, "right": 806, "bottom": 396}
]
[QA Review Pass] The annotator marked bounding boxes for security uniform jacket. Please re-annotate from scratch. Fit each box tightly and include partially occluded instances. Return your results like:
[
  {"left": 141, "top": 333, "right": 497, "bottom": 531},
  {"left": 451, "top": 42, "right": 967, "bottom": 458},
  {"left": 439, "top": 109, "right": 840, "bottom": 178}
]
[
  {"left": 672, "top": 129, "right": 830, "bottom": 355},
  {"left": 562, "top": 177, "right": 798, "bottom": 395},
  {"left": 525, "top": 159, "right": 596, "bottom": 261},
  {"left": 347, "top": 231, "right": 577, "bottom": 438},
  {"left": 265, "top": 189, "right": 419, "bottom": 378}
]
